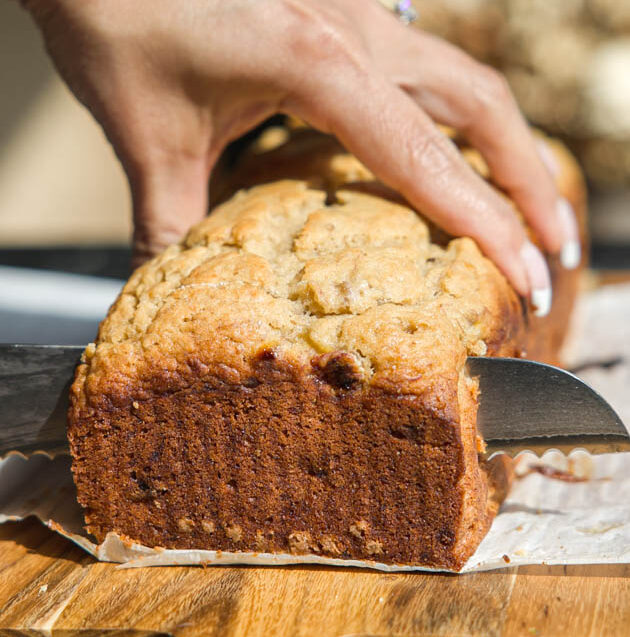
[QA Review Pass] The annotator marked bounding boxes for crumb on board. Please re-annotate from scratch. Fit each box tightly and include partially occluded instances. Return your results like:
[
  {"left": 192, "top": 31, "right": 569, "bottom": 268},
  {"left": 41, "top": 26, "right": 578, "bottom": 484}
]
[
  {"left": 576, "top": 522, "right": 623, "bottom": 534},
  {"left": 519, "top": 464, "right": 590, "bottom": 482}
]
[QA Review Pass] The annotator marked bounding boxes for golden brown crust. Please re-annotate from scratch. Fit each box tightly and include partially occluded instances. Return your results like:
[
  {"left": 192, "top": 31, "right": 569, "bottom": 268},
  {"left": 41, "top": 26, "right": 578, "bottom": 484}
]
[
  {"left": 69, "top": 127, "right": 585, "bottom": 570},
  {"left": 77, "top": 175, "right": 526, "bottom": 404}
]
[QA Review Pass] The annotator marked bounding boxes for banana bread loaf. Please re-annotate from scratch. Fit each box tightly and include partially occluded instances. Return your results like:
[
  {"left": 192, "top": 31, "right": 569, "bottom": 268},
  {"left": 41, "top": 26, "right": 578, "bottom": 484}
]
[{"left": 68, "top": 131, "right": 585, "bottom": 570}]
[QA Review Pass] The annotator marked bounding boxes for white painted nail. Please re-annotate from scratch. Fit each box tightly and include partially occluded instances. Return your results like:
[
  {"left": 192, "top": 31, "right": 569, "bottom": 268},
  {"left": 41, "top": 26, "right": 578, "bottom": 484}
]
[
  {"left": 536, "top": 138, "right": 560, "bottom": 178},
  {"left": 556, "top": 198, "right": 581, "bottom": 269},
  {"left": 520, "top": 240, "right": 552, "bottom": 317},
  {"left": 531, "top": 287, "right": 552, "bottom": 319},
  {"left": 561, "top": 240, "right": 581, "bottom": 270}
]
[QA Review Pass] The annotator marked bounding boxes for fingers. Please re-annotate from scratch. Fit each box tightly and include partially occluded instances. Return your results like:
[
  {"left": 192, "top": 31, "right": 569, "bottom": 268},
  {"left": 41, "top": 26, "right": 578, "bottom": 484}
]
[
  {"left": 360, "top": 13, "right": 580, "bottom": 273},
  {"left": 289, "top": 62, "right": 551, "bottom": 309},
  {"left": 124, "top": 152, "right": 210, "bottom": 268},
  {"left": 442, "top": 57, "right": 578, "bottom": 266}
]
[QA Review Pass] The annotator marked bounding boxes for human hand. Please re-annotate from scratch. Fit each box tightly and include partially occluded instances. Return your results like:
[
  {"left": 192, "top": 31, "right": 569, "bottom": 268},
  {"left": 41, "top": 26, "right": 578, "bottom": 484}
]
[{"left": 24, "top": 0, "right": 580, "bottom": 315}]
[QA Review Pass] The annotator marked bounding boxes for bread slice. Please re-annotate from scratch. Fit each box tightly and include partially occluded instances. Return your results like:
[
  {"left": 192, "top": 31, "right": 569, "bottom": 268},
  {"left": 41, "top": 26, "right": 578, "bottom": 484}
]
[{"left": 68, "top": 132, "right": 585, "bottom": 570}]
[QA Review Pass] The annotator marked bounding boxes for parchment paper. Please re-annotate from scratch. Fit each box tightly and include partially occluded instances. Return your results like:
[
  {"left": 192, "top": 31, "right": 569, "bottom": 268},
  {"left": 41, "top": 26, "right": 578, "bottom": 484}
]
[{"left": 2, "top": 282, "right": 629, "bottom": 572}]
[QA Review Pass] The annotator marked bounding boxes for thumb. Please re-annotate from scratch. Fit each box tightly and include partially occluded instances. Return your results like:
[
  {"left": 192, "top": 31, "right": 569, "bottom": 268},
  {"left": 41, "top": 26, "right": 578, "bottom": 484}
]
[{"left": 126, "top": 154, "right": 210, "bottom": 268}]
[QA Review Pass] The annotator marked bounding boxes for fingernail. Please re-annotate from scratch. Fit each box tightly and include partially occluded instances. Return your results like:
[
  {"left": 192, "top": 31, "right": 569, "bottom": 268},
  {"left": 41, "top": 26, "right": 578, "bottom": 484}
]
[
  {"left": 556, "top": 198, "right": 581, "bottom": 269},
  {"left": 530, "top": 287, "right": 552, "bottom": 319},
  {"left": 536, "top": 138, "right": 559, "bottom": 178},
  {"left": 520, "top": 240, "right": 552, "bottom": 317}
]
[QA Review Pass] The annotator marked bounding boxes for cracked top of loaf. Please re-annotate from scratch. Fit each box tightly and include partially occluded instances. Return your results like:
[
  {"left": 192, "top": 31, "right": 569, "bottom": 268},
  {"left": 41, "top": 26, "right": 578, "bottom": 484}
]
[{"left": 77, "top": 177, "right": 523, "bottom": 405}]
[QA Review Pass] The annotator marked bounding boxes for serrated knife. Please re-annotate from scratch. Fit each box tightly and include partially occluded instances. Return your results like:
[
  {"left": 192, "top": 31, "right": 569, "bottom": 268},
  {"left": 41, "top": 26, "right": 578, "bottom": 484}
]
[{"left": 1, "top": 344, "right": 629, "bottom": 459}]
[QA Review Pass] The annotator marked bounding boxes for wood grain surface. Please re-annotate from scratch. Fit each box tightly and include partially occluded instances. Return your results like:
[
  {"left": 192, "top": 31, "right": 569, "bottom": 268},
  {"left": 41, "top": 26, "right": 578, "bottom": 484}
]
[{"left": 1, "top": 518, "right": 628, "bottom": 636}]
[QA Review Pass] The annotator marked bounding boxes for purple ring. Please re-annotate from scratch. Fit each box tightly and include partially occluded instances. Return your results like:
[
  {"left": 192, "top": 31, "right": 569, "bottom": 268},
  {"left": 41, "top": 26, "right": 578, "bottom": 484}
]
[{"left": 395, "top": 0, "right": 418, "bottom": 24}]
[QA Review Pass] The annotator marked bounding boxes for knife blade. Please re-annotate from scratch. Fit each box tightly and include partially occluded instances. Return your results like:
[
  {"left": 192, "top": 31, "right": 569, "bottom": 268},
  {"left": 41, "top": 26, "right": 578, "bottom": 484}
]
[
  {"left": 1, "top": 344, "right": 628, "bottom": 459},
  {"left": 0, "top": 344, "right": 82, "bottom": 458},
  {"left": 467, "top": 356, "right": 630, "bottom": 458}
]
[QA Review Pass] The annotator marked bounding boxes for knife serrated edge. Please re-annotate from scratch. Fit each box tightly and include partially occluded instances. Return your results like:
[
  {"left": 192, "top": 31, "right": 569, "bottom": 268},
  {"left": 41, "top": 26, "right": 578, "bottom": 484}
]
[{"left": 485, "top": 433, "right": 630, "bottom": 459}]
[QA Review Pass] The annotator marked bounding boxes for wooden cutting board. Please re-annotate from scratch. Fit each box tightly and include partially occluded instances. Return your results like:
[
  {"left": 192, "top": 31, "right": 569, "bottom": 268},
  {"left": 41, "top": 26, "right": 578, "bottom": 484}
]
[{"left": 1, "top": 517, "right": 629, "bottom": 636}]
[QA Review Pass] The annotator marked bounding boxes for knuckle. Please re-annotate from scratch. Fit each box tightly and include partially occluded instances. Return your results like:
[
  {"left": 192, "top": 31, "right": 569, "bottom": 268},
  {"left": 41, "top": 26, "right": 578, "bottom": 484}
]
[
  {"left": 403, "top": 134, "right": 472, "bottom": 200},
  {"left": 470, "top": 64, "right": 513, "bottom": 117},
  {"left": 409, "top": 134, "right": 457, "bottom": 181},
  {"left": 280, "top": 0, "right": 363, "bottom": 68}
]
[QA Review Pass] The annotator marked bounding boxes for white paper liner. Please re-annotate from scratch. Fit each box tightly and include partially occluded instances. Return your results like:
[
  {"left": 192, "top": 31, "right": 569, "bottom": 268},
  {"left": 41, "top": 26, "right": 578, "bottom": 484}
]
[{"left": 2, "top": 282, "right": 630, "bottom": 572}]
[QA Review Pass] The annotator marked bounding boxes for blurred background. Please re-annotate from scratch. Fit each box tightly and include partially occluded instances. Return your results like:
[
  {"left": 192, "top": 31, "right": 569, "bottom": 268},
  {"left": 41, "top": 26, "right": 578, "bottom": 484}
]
[{"left": 0, "top": 0, "right": 629, "bottom": 344}]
